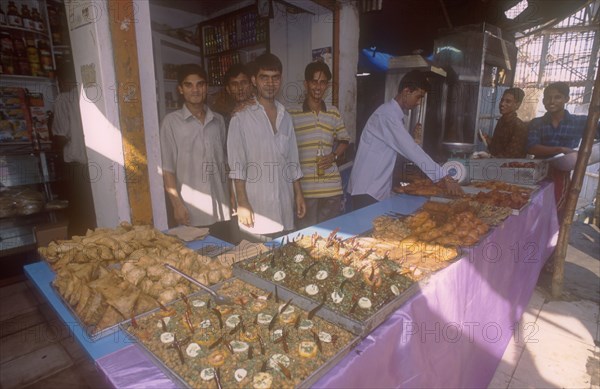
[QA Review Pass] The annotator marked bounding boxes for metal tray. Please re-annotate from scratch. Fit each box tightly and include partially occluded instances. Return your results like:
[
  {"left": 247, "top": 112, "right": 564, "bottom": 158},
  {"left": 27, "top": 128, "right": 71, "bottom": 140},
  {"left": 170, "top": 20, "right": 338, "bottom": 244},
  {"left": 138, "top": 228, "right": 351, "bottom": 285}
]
[
  {"left": 468, "top": 158, "right": 548, "bottom": 185},
  {"left": 119, "top": 278, "right": 362, "bottom": 389},
  {"left": 49, "top": 282, "right": 125, "bottom": 341},
  {"left": 233, "top": 261, "right": 427, "bottom": 336}
]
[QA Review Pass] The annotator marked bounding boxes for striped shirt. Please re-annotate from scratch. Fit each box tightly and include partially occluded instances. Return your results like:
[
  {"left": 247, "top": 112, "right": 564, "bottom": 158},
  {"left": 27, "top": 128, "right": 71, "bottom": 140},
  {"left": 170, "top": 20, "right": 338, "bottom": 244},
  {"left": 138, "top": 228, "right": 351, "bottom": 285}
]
[{"left": 289, "top": 101, "right": 351, "bottom": 198}]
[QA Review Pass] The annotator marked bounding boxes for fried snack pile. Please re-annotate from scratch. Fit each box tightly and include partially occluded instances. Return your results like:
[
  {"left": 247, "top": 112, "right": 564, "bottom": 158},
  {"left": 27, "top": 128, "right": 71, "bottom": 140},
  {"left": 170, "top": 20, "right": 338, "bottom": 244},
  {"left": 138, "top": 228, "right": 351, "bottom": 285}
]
[
  {"left": 470, "top": 180, "right": 534, "bottom": 195},
  {"left": 373, "top": 200, "right": 491, "bottom": 247},
  {"left": 294, "top": 230, "right": 457, "bottom": 282},
  {"left": 471, "top": 189, "right": 529, "bottom": 209},
  {"left": 39, "top": 222, "right": 232, "bottom": 333},
  {"left": 447, "top": 199, "right": 513, "bottom": 226}
]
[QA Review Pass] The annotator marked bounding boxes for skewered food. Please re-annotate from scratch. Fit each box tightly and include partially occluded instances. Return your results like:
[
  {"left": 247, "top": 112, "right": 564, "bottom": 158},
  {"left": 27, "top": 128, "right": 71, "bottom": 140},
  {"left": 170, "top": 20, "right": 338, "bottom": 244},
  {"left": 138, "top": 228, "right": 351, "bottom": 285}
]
[
  {"left": 125, "top": 279, "right": 355, "bottom": 389},
  {"left": 239, "top": 233, "right": 418, "bottom": 322}
]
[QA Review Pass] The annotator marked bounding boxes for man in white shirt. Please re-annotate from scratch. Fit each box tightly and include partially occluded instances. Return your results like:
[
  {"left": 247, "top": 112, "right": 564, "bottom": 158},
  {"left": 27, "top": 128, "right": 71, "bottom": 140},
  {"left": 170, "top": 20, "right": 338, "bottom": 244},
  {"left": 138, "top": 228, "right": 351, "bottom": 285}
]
[
  {"left": 227, "top": 53, "right": 306, "bottom": 241},
  {"left": 349, "top": 70, "right": 461, "bottom": 209},
  {"left": 160, "top": 64, "right": 232, "bottom": 240},
  {"left": 52, "top": 65, "right": 96, "bottom": 237}
]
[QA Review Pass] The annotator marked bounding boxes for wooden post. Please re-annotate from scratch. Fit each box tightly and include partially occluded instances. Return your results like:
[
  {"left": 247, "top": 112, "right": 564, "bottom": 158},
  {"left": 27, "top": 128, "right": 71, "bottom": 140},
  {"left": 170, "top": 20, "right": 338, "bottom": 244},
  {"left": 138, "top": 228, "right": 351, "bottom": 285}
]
[
  {"left": 551, "top": 59, "right": 600, "bottom": 297},
  {"left": 107, "top": 0, "right": 153, "bottom": 225},
  {"left": 594, "top": 175, "right": 600, "bottom": 227}
]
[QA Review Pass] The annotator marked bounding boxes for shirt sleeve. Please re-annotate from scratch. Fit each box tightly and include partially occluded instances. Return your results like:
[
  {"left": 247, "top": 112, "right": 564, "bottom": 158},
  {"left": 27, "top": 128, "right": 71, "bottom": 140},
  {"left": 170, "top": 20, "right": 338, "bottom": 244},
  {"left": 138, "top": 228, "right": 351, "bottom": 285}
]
[
  {"left": 227, "top": 114, "right": 247, "bottom": 180},
  {"left": 159, "top": 115, "right": 177, "bottom": 174},
  {"left": 332, "top": 107, "right": 351, "bottom": 142},
  {"left": 376, "top": 113, "right": 444, "bottom": 182},
  {"left": 286, "top": 116, "right": 303, "bottom": 181},
  {"left": 526, "top": 119, "right": 542, "bottom": 150}
]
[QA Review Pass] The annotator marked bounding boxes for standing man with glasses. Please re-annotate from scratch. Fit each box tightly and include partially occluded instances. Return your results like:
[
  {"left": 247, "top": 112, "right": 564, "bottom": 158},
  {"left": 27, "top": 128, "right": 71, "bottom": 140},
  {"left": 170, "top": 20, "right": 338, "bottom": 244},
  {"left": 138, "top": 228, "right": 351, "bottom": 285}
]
[
  {"left": 227, "top": 53, "right": 306, "bottom": 241},
  {"left": 160, "top": 64, "right": 233, "bottom": 241}
]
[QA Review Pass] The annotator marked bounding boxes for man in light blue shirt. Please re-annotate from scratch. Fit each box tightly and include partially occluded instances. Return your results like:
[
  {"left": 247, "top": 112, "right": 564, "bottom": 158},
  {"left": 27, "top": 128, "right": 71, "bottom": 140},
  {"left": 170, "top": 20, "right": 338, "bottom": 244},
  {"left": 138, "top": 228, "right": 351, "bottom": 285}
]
[{"left": 349, "top": 70, "right": 461, "bottom": 209}]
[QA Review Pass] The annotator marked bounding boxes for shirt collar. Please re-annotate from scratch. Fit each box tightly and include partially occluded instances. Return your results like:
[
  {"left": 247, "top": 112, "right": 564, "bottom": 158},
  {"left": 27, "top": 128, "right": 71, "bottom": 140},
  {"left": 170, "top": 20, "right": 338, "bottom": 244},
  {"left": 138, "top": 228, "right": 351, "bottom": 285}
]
[
  {"left": 182, "top": 104, "right": 214, "bottom": 123},
  {"left": 542, "top": 109, "right": 572, "bottom": 124},
  {"left": 391, "top": 98, "right": 405, "bottom": 120},
  {"left": 302, "top": 99, "right": 327, "bottom": 113}
]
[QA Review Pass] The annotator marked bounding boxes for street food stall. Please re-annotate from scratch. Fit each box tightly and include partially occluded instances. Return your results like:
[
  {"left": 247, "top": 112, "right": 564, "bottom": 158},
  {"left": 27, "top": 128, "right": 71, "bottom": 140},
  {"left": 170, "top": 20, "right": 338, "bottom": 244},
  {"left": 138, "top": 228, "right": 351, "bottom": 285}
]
[{"left": 25, "top": 171, "right": 559, "bottom": 387}]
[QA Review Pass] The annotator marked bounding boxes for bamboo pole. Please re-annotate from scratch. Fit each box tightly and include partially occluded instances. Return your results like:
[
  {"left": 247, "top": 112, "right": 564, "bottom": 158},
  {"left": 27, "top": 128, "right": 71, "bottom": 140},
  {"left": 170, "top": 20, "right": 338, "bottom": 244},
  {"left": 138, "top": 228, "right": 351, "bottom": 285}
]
[
  {"left": 594, "top": 174, "right": 600, "bottom": 227},
  {"left": 551, "top": 60, "right": 600, "bottom": 297}
]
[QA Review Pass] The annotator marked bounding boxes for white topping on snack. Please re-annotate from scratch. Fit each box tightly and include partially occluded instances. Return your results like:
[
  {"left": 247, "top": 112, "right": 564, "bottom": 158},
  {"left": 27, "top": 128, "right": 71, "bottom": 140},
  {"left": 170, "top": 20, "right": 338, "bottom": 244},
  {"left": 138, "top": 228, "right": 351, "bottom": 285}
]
[
  {"left": 156, "top": 316, "right": 171, "bottom": 328},
  {"left": 257, "top": 295, "right": 268, "bottom": 301},
  {"left": 278, "top": 304, "right": 295, "bottom": 315},
  {"left": 234, "top": 368, "right": 247, "bottom": 382},
  {"left": 200, "top": 368, "right": 215, "bottom": 381},
  {"left": 200, "top": 319, "right": 212, "bottom": 329},
  {"left": 225, "top": 314, "right": 241, "bottom": 328},
  {"left": 273, "top": 271, "right": 286, "bottom": 281},
  {"left": 315, "top": 270, "right": 328, "bottom": 280},
  {"left": 259, "top": 264, "right": 269, "bottom": 272},
  {"left": 305, "top": 284, "right": 319, "bottom": 295},
  {"left": 390, "top": 285, "right": 400, "bottom": 296},
  {"left": 293, "top": 254, "right": 304, "bottom": 263},
  {"left": 230, "top": 340, "right": 249, "bottom": 353},
  {"left": 331, "top": 290, "right": 344, "bottom": 304},
  {"left": 257, "top": 313, "right": 273, "bottom": 325},
  {"left": 358, "top": 297, "right": 372, "bottom": 309},
  {"left": 342, "top": 267, "right": 355, "bottom": 278},
  {"left": 191, "top": 300, "right": 206, "bottom": 307},
  {"left": 185, "top": 342, "right": 201, "bottom": 357},
  {"left": 271, "top": 329, "right": 283, "bottom": 341},
  {"left": 318, "top": 331, "right": 332, "bottom": 343},
  {"left": 268, "top": 353, "right": 290, "bottom": 370},
  {"left": 160, "top": 332, "right": 174, "bottom": 344}
]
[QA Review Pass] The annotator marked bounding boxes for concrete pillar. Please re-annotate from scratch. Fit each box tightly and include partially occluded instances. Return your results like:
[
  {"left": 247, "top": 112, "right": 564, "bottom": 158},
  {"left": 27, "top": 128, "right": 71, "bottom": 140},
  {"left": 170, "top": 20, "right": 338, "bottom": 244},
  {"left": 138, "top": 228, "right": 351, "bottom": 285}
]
[
  {"left": 64, "top": 0, "right": 131, "bottom": 228},
  {"left": 337, "top": 0, "right": 360, "bottom": 141}
]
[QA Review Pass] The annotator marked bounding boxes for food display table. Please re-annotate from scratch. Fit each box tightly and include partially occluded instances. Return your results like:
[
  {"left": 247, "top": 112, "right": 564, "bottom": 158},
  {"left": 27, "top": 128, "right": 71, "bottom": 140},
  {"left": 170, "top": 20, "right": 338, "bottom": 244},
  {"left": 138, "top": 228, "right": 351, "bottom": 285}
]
[{"left": 24, "top": 183, "right": 558, "bottom": 388}]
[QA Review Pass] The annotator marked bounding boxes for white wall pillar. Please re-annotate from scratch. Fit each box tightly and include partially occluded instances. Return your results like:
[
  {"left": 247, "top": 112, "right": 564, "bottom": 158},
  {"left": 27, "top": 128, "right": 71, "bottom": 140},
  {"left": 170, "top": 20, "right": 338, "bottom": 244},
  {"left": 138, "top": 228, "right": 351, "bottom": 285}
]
[
  {"left": 338, "top": 0, "right": 359, "bottom": 141},
  {"left": 65, "top": 0, "right": 130, "bottom": 228}
]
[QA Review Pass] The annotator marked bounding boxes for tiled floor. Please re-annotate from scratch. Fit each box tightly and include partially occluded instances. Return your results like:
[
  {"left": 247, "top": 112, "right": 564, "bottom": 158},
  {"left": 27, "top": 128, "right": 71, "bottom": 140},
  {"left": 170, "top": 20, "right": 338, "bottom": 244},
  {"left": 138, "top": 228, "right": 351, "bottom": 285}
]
[
  {"left": 488, "top": 223, "right": 600, "bottom": 389},
  {"left": 0, "top": 278, "right": 109, "bottom": 389}
]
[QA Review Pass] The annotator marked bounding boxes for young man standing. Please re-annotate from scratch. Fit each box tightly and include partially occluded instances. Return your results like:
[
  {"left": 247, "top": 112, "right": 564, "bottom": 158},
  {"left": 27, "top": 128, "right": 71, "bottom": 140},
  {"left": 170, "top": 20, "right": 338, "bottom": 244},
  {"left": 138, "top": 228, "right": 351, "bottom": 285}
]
[
  {"left": 160, "top": 64, "right": 232, "bottom": 240},
  {"left": 349, "top": 70, "right": 461, "bottom": 209},
  {"left": 289, "top": 61, "right": 350, "bottom": 229},
  {"left": 527, "top": 82, "right": 597, "bottom": 157},
  {"left": 227, "top": 53, "right": 306, "bottom": 240},
  {"left": 527, "top": 82, "right": 600, "bottom": 219},
  {"left": 214, "top": 63, "right": 253, "bottom": 128}
]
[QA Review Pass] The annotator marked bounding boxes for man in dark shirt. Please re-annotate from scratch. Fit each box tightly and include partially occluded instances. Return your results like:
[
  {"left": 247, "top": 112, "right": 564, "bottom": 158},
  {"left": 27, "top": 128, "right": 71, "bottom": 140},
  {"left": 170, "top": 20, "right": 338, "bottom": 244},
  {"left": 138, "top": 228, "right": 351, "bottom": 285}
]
[{"left": 484, "top": 88, "right": 528, "bottom": 158}]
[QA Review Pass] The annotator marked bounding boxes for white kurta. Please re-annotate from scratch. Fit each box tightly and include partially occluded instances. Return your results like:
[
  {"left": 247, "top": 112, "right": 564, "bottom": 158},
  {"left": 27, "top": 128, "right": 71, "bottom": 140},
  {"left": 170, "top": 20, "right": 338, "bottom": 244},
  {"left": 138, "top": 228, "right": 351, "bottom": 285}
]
[
  {"left": 160, "top": 105, "right": 230, "bottom": 226},
  {"left": 227, "top": 101, "right": 303, "bottom": 234},
  {"left": 349, "top": 99, "right": 445, "bottom": 201},
  {"left": 52, "top": 90, "right": 88, "bottom": 164}
]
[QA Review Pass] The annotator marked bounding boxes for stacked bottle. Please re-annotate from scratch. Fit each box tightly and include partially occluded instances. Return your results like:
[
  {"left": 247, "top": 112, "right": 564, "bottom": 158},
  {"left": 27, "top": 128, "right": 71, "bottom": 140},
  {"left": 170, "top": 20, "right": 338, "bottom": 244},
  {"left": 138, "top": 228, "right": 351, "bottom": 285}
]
[{"left": 0, "top": 1, "right": 53, "bottom": 77}]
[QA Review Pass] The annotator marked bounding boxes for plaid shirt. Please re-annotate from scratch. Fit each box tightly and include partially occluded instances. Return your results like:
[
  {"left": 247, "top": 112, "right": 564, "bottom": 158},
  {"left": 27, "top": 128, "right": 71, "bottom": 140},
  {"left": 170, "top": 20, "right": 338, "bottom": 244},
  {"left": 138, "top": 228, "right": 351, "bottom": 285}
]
[{"left": 527, "top": 110, "right": 599, "bottom": 150}]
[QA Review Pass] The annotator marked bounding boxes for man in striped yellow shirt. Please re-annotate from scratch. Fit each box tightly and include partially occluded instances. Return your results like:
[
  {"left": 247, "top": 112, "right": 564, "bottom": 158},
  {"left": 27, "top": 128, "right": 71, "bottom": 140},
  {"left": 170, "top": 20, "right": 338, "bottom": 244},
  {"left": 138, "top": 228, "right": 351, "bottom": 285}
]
[{"left": 289, "top": 62, "right": 351, "bottom": 229}]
